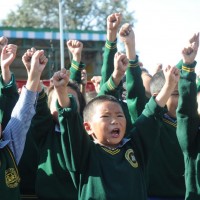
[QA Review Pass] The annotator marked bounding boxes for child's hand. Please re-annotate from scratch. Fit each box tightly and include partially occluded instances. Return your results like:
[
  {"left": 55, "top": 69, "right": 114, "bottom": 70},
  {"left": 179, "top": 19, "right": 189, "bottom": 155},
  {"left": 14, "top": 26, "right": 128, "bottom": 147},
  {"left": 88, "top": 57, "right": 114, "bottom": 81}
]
[
  {"left": 91, "top": 76, "right": 101, "bottom": 93},
  {"left": 107, "top": 13, "right": 122, "bottom": 41},
  {"left": 107, "top": 13, "right": 122, "bottom": 31},
  {"left": 1, "top": 44, "right": 17, "bottom": 69},
  {"left": 152, "top": 63, "right": 163, "bottom": 75},
  {"left": 112, "top": 52, "right": 128, "bottom": 86},
  {"left": 66, "top": 40, "right": 83, "bottom": 62},
  {"left": 155, "top": 65, "right": 180, "bottom": 107},
  {"left": 30, "top": 50, "right": 48, "bottom": 77},
  {"left": 26, "top": 50, "right": 48, "bottom": 91},
  {"left": 182, "top": 33, "right": 199, "bottom": 64},
  {"left": 119, "top": 23, "right": 136, "bottom": 60},
  {"left": 119, "top": 23, "right": 134, "bottom": 45},
  {"left": 52, "top": 68, "right": 70, "bottom": 89},
  {"left": 22, "top": 47, "right": 36, "bottom": 74},
  {"left": 0, "top": 36, "right": 8, "bottom": 54},
  {"left": 163, "top": 65, "right": 180, "bottom": 89}
]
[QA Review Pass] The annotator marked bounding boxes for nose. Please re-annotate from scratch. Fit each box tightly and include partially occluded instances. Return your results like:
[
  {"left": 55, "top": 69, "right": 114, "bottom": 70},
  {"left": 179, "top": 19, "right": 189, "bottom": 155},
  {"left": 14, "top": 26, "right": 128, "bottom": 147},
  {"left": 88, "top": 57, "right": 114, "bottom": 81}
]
[{"left": 111, "top": 118, "right": 118, "bottom": 124}]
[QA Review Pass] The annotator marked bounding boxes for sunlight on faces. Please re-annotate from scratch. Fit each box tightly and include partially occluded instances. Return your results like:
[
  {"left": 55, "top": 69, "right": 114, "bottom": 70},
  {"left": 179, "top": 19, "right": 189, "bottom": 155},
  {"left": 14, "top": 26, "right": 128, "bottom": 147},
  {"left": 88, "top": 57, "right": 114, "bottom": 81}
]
[
  {"left": 49, "top": 86, "right": 80, "bottom": 122},
  {"left": 84, "top": 101, "right": 126, "bottom": 148}
]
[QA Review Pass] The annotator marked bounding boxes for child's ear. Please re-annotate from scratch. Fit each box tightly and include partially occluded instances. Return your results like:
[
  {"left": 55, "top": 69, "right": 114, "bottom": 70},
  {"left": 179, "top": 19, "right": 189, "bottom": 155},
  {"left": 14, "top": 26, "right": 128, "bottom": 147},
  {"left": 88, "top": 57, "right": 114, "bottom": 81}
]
[{"left": 83, "top": 122, "right": 92, "bottom": 135}]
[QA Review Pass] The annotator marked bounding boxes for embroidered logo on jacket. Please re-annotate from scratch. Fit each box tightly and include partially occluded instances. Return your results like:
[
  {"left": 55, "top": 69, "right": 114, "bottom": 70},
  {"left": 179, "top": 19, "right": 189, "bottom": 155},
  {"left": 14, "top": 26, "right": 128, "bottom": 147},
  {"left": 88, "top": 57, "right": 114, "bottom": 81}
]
[
  {"left": 125, "top": 149, "right": 138, "bottom": 168},
  {"left": 5, "top": 168, "right": 20, "bottom": 188}
]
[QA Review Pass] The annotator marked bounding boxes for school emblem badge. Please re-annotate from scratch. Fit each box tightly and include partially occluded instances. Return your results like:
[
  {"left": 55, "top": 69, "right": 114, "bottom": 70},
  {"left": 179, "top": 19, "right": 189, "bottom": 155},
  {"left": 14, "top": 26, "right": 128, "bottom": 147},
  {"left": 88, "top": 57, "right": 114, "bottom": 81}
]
[
  {"left": 5, "top": 168, "right": 20, "bottom": 188},
  {"left": 125, "top": 149, "right": 138, "bottom": 168}
]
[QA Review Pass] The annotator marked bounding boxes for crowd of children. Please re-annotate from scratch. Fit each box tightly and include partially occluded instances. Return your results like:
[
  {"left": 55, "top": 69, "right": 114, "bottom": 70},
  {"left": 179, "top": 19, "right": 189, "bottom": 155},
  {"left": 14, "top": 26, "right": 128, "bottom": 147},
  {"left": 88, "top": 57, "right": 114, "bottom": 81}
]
[{"left": 0, "top": 12, "right": 200, "bottom": 200}]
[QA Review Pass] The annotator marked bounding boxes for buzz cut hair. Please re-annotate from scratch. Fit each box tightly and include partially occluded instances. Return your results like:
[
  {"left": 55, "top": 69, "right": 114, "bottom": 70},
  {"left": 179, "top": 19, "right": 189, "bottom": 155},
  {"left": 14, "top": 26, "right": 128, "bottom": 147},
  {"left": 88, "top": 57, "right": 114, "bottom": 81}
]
[
  {"left": 83, "top": 95, "right": 122, "bottom": 121},
  {"left": 150, "top": 70, "right": 165, "bottom": 95}
]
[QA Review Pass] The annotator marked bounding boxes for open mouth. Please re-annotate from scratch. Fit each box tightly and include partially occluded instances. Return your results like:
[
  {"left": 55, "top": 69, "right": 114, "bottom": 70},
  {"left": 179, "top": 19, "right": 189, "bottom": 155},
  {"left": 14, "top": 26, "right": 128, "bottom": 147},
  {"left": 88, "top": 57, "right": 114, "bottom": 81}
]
[{"left": 111, "top": 128, "right": 120, "bottom": 138}]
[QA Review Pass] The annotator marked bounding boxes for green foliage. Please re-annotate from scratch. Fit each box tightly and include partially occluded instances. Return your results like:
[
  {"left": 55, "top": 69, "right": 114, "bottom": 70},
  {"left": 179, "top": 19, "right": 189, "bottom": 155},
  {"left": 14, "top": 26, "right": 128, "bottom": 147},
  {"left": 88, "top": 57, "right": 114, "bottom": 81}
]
[{"left": 2, "top": 0, "right": 135, "bottom": 30}]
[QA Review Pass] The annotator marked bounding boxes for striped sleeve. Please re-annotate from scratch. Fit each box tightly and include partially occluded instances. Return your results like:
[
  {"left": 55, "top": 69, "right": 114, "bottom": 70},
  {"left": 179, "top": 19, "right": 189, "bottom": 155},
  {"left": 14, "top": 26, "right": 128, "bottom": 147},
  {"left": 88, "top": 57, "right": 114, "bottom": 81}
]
[{"left": 2, "top": 86, "right": 38, "bottom": 164}]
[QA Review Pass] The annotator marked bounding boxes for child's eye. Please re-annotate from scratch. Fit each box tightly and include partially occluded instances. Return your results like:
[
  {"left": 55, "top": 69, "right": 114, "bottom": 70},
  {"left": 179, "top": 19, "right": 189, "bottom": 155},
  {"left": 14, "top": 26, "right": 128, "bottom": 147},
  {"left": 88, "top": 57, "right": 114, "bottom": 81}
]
[
  {"left": 100, "top": 115, "right": 109, "bottom": 118},
  {"left": 117, "top": 114, "right": 124, "bottom": 117},
  {"left": 171, "top": 93, "right": 179, "bottom": 96}
]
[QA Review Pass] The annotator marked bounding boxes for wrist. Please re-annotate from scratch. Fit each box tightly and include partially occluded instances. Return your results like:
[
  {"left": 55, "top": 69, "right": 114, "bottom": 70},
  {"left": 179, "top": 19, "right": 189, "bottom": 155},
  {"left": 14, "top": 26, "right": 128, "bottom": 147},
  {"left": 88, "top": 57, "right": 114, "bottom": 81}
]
[
  {"left": 112, "top": 73, "right": 123, "bottom": 86},
  {"left": 72, "top": 55, "right": 81, "bottom": 63},
  {"left": 107, "top": 30, "right": 118, "bottom": 42}
]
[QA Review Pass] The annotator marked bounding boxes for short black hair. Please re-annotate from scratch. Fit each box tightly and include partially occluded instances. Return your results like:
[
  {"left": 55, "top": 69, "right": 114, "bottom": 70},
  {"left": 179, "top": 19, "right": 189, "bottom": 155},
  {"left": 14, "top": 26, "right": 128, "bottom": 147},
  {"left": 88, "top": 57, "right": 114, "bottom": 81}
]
[
  {"left": 150, "top": 70, "right": 165, "bottom": 95},
  {"left": 83, "top": 95, "right": 122, "bottom": 121}
]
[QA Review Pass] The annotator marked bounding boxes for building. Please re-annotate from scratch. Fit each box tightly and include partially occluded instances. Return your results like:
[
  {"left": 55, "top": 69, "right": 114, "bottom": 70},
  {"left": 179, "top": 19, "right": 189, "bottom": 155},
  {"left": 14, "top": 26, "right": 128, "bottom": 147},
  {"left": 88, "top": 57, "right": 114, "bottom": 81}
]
[{"left": 0, "top": 27, "right": 106, "bottom": 83}]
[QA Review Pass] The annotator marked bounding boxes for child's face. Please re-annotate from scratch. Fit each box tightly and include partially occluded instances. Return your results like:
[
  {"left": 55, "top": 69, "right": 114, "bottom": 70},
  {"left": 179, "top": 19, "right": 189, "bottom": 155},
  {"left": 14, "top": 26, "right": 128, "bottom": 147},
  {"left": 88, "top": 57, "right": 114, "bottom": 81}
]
[
  {"left": 166, "top": 85, "right": 179, "bottom": 118},
  {"left": 85, "top": 101, "right": 126, "bottom": 148}
]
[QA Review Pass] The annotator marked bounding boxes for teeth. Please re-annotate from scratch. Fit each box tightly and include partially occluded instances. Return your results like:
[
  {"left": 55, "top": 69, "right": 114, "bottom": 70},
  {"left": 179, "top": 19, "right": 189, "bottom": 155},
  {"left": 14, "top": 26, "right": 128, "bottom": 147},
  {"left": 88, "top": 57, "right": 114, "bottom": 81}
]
[{"left": 112, "top": 129, "right": 119, "bottom": 134}]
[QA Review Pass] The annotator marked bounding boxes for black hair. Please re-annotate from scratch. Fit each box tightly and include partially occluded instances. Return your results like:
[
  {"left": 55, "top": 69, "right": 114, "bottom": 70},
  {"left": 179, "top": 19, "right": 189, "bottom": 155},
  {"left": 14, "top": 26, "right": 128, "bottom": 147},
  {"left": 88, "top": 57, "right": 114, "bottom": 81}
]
[{"left": 83, "top": 95, "right": 122, "bottom": 121}]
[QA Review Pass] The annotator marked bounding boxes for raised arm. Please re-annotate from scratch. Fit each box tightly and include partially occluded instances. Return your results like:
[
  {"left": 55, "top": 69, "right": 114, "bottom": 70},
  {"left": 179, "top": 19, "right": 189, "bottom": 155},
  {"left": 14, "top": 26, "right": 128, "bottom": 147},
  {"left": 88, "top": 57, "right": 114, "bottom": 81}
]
[
  {"left": 132, "top": 65, "right": 180, "bottom": 165},
  {"left": 3, "top": 50, "right": 47, "bottom": 163},
  {"left": 52, "top": 68, "right": 91, "bottom": 172},
  {"left": 67, "top": 40, "right": 85, "bottom": 83},
  {"left": 119, "top": 23, "right": 147, "bottom": 122},
  {"left": 22, "top": 48, "right": 52, "bottom": 145},
  {"left": 176, "top": 33, "right": 199, "bottom": 153},
  {"left": 0, "top": 38, "right": 19, "bottom": 129},
  {"left": 100, "top": 13, "right": 122, "bottom": 87}
]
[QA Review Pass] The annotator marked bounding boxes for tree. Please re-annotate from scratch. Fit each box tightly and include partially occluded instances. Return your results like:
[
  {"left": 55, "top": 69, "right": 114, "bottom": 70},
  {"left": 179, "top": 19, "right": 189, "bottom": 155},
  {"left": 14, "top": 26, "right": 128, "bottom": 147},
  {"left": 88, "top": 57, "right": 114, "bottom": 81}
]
[{"left": 2, "top": 0, "right": 135, "bottom": 30}]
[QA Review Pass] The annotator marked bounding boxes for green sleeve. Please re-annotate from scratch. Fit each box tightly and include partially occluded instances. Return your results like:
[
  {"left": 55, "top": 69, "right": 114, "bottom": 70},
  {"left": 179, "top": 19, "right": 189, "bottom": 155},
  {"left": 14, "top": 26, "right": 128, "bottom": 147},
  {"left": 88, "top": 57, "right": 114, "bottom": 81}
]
[
  {"left": 0, "top": 73, "right": 19, "bottom": 130},
  {"left": 100, "top": 39, "right": 117, "bottom": 87},
  {"left": 126, "top": 57, "right": 147, "bottom": 123},
  {"left": 98, "top": 76, "right": 121, "bottom": 99},
  {"left": 176, "top": 61, "right": 199, "bottom": 153},
  {"left": 132, "top": 97, "right": 167, "bottom": 166},
  {"left": 57, "top": 95, "right": 91, "bottom": 172},
  {"left": 69, "top": 60, "right": 85, "bottom": 84},
  {"left": 30, "top": 89, "right": 53, "bottom": 146}
]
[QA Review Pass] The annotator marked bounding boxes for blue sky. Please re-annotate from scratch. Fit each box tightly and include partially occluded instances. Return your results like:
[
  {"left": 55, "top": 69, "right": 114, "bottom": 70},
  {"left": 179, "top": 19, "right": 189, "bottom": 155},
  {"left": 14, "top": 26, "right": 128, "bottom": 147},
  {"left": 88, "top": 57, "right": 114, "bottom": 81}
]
[{"left": 1, "top": 0, "right": 200, "bottom": 74}]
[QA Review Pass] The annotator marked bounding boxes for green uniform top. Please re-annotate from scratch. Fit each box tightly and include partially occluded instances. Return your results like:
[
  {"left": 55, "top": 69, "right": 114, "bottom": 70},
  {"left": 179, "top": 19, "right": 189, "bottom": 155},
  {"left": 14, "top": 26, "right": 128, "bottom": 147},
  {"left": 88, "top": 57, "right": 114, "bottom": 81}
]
[
  {"left": 69, "top": 60, "right": 85, "bottom": 84},
  {"left": 116, "top": 59, "right": 185, "bottom": 197},
  {"left": 25, "top": 89, "right": 78, "bottom": 200},
  {"left": 176, "top": 61, "right": 200, "bottom": 200},
  {"left": 18, "top": 60, "right": 83, "bottom": 199},
  {"left": 0, "top": 74, "right": 20, "bottom": 200},
  {"left": 57, "top": 90, "right": 166, "bottom": 200},
  {"left": 0, "top": 74, "right": 19, "bottom": 129},
  {"left": 147, "top": 115, "right": 185, "bottom": 197},
  {"left": 0, "top": 145, "right": 21, "bottom": 200},
  {"left": 100, "top": 39, "right": 117, "bottom": 88}
]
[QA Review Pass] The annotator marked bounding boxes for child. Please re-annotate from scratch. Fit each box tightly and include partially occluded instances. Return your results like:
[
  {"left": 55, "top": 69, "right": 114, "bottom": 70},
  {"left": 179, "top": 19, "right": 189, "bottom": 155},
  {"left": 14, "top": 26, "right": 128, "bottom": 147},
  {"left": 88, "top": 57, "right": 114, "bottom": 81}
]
[
  {"left": 176, "top": 33, "right": 199, "bottom": 200},
  {"left": 148, "top": 64, "right": 185, "bottom": 199},
  {"left": 53, "top": 51, "right": 179, "bottom": 200},
  {"left": 0, "top": 37, "right": 19, "bottom": 130},
  {"left": 0, "top": 44, "right": 47, "bottom": 200},
  {"left": 18, "top": 46, "right": 48, "bottom": 200},
  {"left": 19, "top": 42, "right": 86, "bottom": 200}
]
